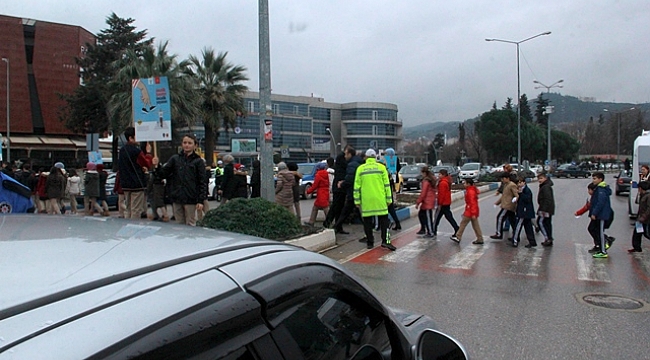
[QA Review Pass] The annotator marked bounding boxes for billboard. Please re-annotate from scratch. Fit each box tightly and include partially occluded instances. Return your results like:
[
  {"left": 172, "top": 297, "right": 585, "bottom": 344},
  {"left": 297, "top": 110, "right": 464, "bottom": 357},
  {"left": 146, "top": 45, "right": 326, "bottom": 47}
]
[
  {"left": 231, "top": 138, "right": 257, "bottom": 153},
  {"left": 132, "top": 77, "right": 172, "bottom": 142}
]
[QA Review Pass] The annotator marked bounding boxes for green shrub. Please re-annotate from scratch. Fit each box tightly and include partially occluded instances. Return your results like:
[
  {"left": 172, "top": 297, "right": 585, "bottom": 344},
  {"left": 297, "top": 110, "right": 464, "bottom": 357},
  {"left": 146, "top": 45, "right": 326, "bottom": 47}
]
[{"left": 197, "top": 197, "right": 303, "bottom": 240}]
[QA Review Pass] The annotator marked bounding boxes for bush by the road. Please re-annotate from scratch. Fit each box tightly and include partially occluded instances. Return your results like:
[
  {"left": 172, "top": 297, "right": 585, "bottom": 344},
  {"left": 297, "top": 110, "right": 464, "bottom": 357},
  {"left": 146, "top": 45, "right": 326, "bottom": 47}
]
[{"left": 198, "top": 197, "right": 303, "bottom": 240}]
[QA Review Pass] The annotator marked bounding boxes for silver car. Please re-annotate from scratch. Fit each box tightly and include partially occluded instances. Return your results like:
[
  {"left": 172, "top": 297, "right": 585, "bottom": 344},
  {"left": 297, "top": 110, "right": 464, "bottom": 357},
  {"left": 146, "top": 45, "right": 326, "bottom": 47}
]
[{"left": 0, "top": 215, "right": 468, "bottom": 359}]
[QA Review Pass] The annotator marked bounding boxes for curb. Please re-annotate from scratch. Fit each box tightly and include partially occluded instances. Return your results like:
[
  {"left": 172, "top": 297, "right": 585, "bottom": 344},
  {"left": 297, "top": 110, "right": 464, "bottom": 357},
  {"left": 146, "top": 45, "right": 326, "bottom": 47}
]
[{"left": 285, "top": 228, "right": 336, "bottom": 252}]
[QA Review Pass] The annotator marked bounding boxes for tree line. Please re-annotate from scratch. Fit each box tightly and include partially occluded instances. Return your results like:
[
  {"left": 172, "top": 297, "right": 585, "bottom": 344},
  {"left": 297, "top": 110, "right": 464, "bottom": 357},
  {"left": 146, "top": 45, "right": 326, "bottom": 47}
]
[
  {"left": 405, "top": 93, "right": 647, "bottom": 166},
  {"left": 59, "top": 13, "right": 249, "bottom": 168}
]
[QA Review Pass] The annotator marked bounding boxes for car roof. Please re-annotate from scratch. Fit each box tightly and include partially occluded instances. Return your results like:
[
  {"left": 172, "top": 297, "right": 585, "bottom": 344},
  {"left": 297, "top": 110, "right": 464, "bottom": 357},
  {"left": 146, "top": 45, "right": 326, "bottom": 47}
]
[
  {"left": 1, "top": 216, "right": 304, "bottom": 309},
  {"left": 1, "top": 215, "right": 357, "bottom": 357}
]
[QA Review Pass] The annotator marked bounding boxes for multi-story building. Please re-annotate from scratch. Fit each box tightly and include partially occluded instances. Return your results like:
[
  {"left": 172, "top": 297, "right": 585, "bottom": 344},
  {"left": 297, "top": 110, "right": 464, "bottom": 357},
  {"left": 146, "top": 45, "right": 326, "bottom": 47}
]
[
  {"left": 0, "top": 14, "right": 94, "bottom": 166},
  {"left": 195, "top": 91, "right": 403, "bottom": 163}
]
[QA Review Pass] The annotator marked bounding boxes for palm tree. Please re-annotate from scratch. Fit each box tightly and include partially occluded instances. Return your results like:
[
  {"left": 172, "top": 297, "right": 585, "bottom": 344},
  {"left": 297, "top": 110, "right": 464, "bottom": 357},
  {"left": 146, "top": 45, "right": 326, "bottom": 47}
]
[
  {"left": 109, "top": 41, "right": 200, "bottom": 148},
  {"left": 186, "top": 48, "right": 249, "bottom": 166}
]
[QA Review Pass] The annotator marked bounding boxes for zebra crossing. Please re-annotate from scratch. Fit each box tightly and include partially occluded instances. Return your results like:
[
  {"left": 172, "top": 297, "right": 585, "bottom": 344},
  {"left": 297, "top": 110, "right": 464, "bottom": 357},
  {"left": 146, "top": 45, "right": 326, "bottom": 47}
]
[{"left": 348, "top": 231, "right": 650, "bottom": 283}]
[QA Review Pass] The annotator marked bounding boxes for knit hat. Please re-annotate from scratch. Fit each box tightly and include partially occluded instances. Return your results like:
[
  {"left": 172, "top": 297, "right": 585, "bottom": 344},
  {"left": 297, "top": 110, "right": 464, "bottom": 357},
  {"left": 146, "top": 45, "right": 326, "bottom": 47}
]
[
  {"left": 86, "top": 162, "right": 96, "bottom": 170},
  {"left": 365, "top": 149, "right": 377, "bottom": 157},
  {"left": 316, "top": 162, "right": 327, "bottom": 170},
  {"left": 54, "top": 162, "right": 65, "bottom": 169},
  {"left": 277, "top": 162, "right": 287, "bottom": 170},
  {"left": 96, "top": 164, "right": 104, "bottom": 172},
  {"left": 234, "top": 163, "right": 245, "bottom": 170}
]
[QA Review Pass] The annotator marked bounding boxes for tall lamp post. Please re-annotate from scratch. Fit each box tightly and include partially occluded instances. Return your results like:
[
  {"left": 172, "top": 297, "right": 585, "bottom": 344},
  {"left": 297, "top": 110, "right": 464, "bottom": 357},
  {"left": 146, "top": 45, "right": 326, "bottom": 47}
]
[
  {"left": 486, "top": 31, "right": 551, "bottom": 166},
  {"left": 604, "top": 107, "right": 636, "bottom": 166},
  {"left": 533, "top": 79, "right": 563, "bottom": 169},
  {"left": 325, "top": 127, "right": 338, "bottom": 156},
  {"left": 1, "top": 58, "right": 8, "bottom": 164}
]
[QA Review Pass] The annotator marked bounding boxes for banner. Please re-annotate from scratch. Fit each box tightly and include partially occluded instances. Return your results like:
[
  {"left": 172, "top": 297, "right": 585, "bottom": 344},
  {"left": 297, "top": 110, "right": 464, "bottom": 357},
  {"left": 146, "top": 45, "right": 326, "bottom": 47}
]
[{"left": 132, "top": 77, "right": 172, "bottom": 142}]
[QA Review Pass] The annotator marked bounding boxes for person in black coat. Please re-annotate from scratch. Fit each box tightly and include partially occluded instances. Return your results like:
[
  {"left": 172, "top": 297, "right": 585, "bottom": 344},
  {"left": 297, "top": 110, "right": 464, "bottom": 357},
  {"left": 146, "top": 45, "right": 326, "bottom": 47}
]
[
  {"left": 218, "top": 155, "right": 236, "bottom": 204},
  {"left": 511, "top": 176, "right": 536, "bottom": 247},
  {"left": 536, "top": 172, "right": 555, "bottom": 246},
  {"left": 153, "top": 134, "right": 206, "bottom": 226}
]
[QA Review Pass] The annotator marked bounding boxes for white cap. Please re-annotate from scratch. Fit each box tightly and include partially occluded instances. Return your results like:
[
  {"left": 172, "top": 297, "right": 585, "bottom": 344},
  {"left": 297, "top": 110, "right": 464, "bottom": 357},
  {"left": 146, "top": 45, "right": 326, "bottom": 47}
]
[
  {"left": 365, "top": 149, "right": 377, "bottom": 157},
  {"left": 217, "top": 160, "right": 223, "bottom": 165}
]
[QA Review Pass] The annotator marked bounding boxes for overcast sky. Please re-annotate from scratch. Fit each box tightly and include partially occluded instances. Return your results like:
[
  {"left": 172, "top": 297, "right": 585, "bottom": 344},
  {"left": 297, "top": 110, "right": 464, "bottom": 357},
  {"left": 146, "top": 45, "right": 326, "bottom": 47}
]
[{"left": 5, "top": 1, "right": 650, "bottom": 126}]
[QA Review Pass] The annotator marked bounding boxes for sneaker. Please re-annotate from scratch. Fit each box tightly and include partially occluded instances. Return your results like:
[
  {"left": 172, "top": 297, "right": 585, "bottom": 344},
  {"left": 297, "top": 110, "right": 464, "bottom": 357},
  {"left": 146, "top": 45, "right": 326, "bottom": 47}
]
[
  {"left": 490, "top": 234, "right": 503, "bottom": 240},
  {"left": 416, "top": 230, "right": 426, "bottom": 235},
  {"left": 606, "top": 236, "right": 615, "bottom": 250},
  {"left": 541, "top": 240, "right": 553, "bottom": 247},
  {"left": 588, "top": 246, "right": 602, "bottom": 253},
  {"left": 472, "top": 240, "right": 484, "bottom": 245},
  {"left": 367, "top": 242, "right": 374, "bottom": 249},
  {"left": 627, "top": 248, "right": 642, "bottom": 253},
  {"left": 450, "top": 235, "right": 460, "bottom": 243},
  {"left": 525, "top": 243, "right": 537, "bottom": 248},
  {"left": 303, "top": 222, "right": 315, "bottom": 227},
  {"left": 592, "top": 252, "right": 609, "bottom": 259},
  {"left": 381, "top": 243, "right": 397, "bottom": 251},
  {"left": 423, "top": 233, "right": 435, "bottom": 238}
]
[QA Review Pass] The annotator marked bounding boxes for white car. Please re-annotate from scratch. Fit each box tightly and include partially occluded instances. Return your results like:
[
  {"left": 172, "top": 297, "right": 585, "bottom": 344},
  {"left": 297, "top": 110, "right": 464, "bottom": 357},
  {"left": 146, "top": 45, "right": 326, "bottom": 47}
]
[
  {"left": 529, "top": 164, "right": 544, "bottom": 175},
  {"left": 459, "top": 162, "right": 483, "bottom": 181}
]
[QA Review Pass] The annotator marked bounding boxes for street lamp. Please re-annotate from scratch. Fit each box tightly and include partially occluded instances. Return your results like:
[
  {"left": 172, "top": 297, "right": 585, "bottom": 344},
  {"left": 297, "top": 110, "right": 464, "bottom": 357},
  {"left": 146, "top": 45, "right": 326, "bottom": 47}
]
[
  {"left": 1, "top": 58, "right": 8, "bottom": 164},
  {"left": 604, "top": 107, "right": 636, "bottom": 166},
  {"left": 534, "top": 79, "right": 564, "bottom": 169},
  {"left": 486, "top": 31, "right": 551, "bottom": 166},
  {"left": 325, "top": 127, "right": 339, "bottom": 156}
]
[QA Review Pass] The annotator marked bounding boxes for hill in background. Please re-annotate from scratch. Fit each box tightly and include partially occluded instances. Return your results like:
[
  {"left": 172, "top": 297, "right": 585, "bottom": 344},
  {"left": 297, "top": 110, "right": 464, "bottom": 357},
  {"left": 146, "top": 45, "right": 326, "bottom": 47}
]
[{"left": 403, "top": 93, "right": 650, "bottom": 140}]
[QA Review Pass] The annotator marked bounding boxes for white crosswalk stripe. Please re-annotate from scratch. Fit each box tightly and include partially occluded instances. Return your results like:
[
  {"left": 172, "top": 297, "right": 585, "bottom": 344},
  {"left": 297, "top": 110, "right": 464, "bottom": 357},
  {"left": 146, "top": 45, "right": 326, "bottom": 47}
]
[
  {"left": 504, "top": 247, "right": 543, "bottom": 276},
  {"left": 441, "top": 243, "right": 490, "bottom": 269},
  {"left": 575, "top": 244, "right": 611, "bottom": 282},
  {"left": 380, "top": 237, "right": 438, "bottom": 263}
]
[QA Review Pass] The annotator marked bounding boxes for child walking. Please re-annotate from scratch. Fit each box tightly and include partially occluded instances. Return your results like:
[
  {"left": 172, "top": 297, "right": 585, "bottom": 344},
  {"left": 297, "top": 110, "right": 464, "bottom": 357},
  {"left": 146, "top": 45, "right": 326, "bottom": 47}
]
[
  {"left": 451, "top": 178, "right": 484, "bottom": 244},
  {"left": 415, "top": 167, "right": 437, "bottom": 238}
]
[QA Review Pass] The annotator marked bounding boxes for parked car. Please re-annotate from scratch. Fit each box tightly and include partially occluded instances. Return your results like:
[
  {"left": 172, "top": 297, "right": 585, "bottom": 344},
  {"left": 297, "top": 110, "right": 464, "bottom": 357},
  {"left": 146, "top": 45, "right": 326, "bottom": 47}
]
[
  {"left": 529, "top": 164, "right": 544, "bottom": 175},
  {"left": 482, "top": 165, "right": 493, "bottom": 174},
  {"left": 492, "top": 163, "right": 519, "bottom": 173},
  {"left": 431, "top": 165, "right": 460, "bottom": 184},
  {"left": 459, "top": 162, "right": 483, "bottom": 181},
  {"left": 298, "top": 162, "right": 319, "bottom": 199},
  {"left": 399, "top": 164, "right": 426, "bottom": 190},
  {"left": 552, "top": 164, "right": 591, "bottom": 178},
  {"left": 0, "top": 215, "right": 468, "bottom": 359},
  {"left": 614, "top": 169, "right": 632, "bottom": 196}
]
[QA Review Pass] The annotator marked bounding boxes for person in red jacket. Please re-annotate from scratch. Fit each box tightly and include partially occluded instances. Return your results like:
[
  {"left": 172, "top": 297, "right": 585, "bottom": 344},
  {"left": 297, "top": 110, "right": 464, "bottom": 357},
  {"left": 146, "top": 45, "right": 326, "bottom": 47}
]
[
  {"left": 305, "top": 162, "right": 330, "bottom": 226},
  {"left": 415, "top": 167, "right": 437, "bottom": 237},
  {"left": 452, "top": 178, "right": 484, "bottom": 244},
  {"left": 433, "top": 168, "right": 459, "bottom": 239}
]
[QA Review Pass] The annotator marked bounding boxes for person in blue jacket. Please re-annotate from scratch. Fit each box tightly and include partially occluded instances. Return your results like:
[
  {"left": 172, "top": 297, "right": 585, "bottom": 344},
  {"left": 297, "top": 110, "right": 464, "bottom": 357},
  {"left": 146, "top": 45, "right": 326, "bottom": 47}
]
[
  {"left": 0, "top": 171, "right": 34, "bottom": 213},
  {"left": 511, "top": 176, "right": 536, "bottom": 248},
  {"left": 588, "top": 172, "right": 613, "bottom": 258}
]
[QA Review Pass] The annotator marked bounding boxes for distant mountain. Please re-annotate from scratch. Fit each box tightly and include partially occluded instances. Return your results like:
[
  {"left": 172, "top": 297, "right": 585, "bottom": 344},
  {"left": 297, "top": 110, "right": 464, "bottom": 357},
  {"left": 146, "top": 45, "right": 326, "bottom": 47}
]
[{"left": 403, "top": 93, "right": 650, "bottom": 140}]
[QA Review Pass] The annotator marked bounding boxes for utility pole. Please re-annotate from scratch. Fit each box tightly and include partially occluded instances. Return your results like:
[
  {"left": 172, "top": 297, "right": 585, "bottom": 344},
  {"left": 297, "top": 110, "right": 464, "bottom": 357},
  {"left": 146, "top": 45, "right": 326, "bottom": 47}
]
[{"left": 259, "top": 0, "right": 274, "bottom": 201}]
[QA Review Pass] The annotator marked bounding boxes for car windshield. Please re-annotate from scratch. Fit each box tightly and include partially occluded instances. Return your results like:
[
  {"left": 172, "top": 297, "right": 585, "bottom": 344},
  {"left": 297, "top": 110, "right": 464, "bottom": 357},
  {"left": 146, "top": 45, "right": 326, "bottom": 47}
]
[
  {"left": 298, "top": 164, "right": 315, "bottom": 175},
  {"left": 431, "top": 166, "right": 449, "bottom": 173},
  {"left": 558, "top": 164, "right": 570, "bottom": 169},
  {"left": 461, "top": 163, "right": 480, "bottom": 170},
  {"left": 400, "top": 165, "right": 422, "bottom": 174}
]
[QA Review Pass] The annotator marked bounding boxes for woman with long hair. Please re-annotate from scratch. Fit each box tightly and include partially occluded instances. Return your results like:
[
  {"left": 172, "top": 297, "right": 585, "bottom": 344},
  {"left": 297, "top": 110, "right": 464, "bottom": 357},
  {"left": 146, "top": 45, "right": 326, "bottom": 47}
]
[{"left": 415, "top": 166, "right": 437, "bottom": 237}]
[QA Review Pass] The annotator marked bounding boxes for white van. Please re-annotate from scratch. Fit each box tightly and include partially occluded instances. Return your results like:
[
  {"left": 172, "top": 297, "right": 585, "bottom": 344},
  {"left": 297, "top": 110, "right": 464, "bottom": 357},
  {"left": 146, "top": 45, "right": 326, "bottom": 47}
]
[{"left": 628, "top": 130, "right": 650, "bottom": 217}]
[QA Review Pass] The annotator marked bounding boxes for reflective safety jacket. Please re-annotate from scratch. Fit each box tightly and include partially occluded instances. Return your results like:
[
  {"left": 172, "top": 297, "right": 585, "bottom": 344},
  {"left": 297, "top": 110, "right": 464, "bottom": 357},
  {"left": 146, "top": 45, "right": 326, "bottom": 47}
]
[{"left": 353, "top": 158, "right": 392, "bottom": 217}]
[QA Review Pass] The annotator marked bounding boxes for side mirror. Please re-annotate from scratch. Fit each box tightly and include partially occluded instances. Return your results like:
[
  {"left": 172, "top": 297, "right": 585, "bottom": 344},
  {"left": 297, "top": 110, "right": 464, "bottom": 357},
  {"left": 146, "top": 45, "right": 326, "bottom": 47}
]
[{"left": 416, "top": 329, "right": 469, "bottom": 360}]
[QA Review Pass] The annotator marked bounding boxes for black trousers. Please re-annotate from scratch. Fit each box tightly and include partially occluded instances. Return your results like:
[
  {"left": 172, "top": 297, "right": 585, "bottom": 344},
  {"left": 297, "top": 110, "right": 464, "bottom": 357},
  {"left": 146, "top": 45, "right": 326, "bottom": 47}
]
[
  {"left": 334, "top": 196, "right": 356, "bottom": 232},
  {"left": 363, "top": 214, "right": 388, "bottom": 245},
  {"left": 512, "top": 218, "right": 536, "bottom": 245},
  {"left": 325, "top": 191, "right": 346, "bottom": 226},
  {"left": 631, "top": 223, "right": 647, "bottom": 251},
  {"left": 536, "top": 215, "right": 553, "bottom": 241},
  {"left": 433, "top": 205, "right": 459, "bottom": 235},
  {"left": 418, "top": 208, "right": 435, "bottom": 234},
  {"left": 387, "top": 202, "right": 401, "bottom": 227},
  {"left": 496, "top": 209, "right": 517, "bottom": 237},
  {"left": 588, "top": 219, "right": 607, "bottom": 252}
]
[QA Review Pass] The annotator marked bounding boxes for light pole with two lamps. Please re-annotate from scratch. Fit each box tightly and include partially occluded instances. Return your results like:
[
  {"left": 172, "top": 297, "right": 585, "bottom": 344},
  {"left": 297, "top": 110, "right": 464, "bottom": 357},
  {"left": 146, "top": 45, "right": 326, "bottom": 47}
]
[
  {"left": 533, "top": 79, "right": 563, "bottom": 169},
  {"left": 1, "top": 57, "right": 9, "bottom": 164},
  {"left": 486, "top": 31, "right": 551, "bottom": 166},
  {"left": 603, "top": 107, "right": 636, "bottom": 167}
]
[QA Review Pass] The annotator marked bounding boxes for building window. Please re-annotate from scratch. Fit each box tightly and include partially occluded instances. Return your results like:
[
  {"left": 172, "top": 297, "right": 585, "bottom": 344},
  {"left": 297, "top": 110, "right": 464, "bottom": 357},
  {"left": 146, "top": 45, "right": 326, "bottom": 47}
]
[
  {"left": 372, "top": 110, "right": 378, "bottom": 120},
  {"left": 273, "top": 104, "right": 279, "bottom": 114},
  {"left": 248, "top": 101, "right": 255, "bottom": 113}
]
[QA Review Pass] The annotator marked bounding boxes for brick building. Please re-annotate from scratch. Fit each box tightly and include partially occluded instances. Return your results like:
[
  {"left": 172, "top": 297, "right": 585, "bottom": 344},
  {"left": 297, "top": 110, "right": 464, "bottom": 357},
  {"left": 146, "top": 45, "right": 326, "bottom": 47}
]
[{"left": 0, "top": 15, "right": 95, "bottom": 167}]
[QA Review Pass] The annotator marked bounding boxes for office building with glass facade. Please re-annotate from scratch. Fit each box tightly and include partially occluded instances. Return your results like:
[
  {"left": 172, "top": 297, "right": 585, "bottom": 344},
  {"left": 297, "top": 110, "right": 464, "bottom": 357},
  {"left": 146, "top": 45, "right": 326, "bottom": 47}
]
[{"left": 198, "top": 91, "right": 402, "bottom": 163}]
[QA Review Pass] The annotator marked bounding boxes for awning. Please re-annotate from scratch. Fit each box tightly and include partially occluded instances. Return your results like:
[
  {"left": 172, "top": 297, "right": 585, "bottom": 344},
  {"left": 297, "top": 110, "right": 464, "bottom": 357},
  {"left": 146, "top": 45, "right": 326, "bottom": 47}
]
[
  {"left": 40, "top": 137, "right": 76, "bottom": 145},
  {"left": 9, "top": 136, "right": 43, "bottom": 145}
]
